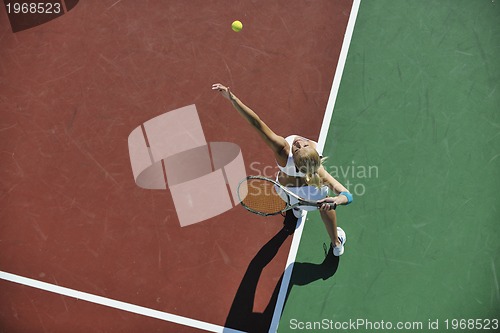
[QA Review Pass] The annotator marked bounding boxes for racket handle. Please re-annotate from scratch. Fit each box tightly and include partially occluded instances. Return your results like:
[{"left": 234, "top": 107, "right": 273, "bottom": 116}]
[{"left": 317, "top": 202, "right": 336, "bottom": 210}]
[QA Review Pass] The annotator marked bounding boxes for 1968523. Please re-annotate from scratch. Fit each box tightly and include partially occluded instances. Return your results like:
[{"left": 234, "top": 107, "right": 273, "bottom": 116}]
[{"left": 5, "top": 2, "right": 62, "bottom": 14}]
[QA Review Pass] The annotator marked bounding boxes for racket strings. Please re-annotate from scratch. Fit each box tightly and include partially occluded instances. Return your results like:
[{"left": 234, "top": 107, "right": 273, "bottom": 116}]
[{"left": 238, "top": 179, "right": 287, "bottom": 215}]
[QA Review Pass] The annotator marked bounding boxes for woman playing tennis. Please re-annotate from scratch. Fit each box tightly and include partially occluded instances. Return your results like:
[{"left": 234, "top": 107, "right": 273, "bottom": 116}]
[{"left": 212, "top": 83, "right": 352, "bottom": 256}]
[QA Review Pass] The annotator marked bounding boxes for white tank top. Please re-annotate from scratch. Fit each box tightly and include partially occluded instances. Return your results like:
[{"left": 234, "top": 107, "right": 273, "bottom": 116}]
[{"left": 277, "top": 135, "right": 322, "bottom": 177}]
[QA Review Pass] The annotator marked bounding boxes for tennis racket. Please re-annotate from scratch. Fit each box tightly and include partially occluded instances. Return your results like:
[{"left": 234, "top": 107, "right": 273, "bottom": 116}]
[{"left": 237, "top": 175, "right": 336, "bottom": 216}]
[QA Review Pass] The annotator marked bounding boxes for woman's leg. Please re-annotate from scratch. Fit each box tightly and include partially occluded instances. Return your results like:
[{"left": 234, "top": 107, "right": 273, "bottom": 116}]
[{"left": 320, "top": 209, "right": 341, "bottom": 248}]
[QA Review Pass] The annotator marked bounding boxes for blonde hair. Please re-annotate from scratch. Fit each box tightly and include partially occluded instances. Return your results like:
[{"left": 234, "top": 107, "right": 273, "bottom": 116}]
[{"left": 293, "top": 148, "right": 327, "bottom": 188}]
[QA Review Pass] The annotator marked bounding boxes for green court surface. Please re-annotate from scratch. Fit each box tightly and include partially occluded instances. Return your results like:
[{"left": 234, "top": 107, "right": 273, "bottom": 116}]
[{"left": 279, "top": 0, "right": 499, "bottom": 332}]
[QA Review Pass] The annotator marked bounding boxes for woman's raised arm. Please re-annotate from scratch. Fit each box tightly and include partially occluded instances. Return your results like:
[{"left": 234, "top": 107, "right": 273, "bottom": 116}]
[{"left": 212, "top": 83, "right": 288, "bottom": 160}]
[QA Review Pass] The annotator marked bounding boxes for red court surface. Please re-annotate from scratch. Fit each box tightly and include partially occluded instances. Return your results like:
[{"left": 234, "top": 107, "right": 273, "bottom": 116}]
[{"left": 0, "top": 1, "right": 352, "bottom": 332}]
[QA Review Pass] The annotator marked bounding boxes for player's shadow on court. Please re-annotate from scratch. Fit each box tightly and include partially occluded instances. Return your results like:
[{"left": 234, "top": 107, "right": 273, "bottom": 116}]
[{"left": 224, "top": 211, "right": 340, "bottom": 333}]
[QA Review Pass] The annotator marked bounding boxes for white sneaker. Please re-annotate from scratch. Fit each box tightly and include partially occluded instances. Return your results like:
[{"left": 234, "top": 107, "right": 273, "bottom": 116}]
[
  {"left": 333, "top": 227, "right": 346, "bottom": 256},
  {"left": 292, "top": 207, "right": 306, "bottom": 219}
]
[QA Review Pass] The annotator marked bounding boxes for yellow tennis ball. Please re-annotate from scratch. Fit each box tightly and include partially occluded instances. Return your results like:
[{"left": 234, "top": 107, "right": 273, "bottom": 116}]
[{"left": 231, "top": 20, "right": 243, "bottom": 32}]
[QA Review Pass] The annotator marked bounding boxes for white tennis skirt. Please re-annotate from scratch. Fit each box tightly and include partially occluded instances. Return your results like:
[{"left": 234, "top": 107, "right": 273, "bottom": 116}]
[{"left": 274, "top": 176, "right": 329, "bottom": 211}]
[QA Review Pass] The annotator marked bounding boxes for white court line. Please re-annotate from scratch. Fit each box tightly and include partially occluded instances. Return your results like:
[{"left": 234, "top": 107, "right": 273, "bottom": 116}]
[
  {"left": 317, "top": 0, "right": 362, "bottom": 152},
  {"left": 0, "top": 271, "right": 245, "bottom": 333},
  {"left": 268, "top": 0, "right": 362, "bottom": 332}
]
